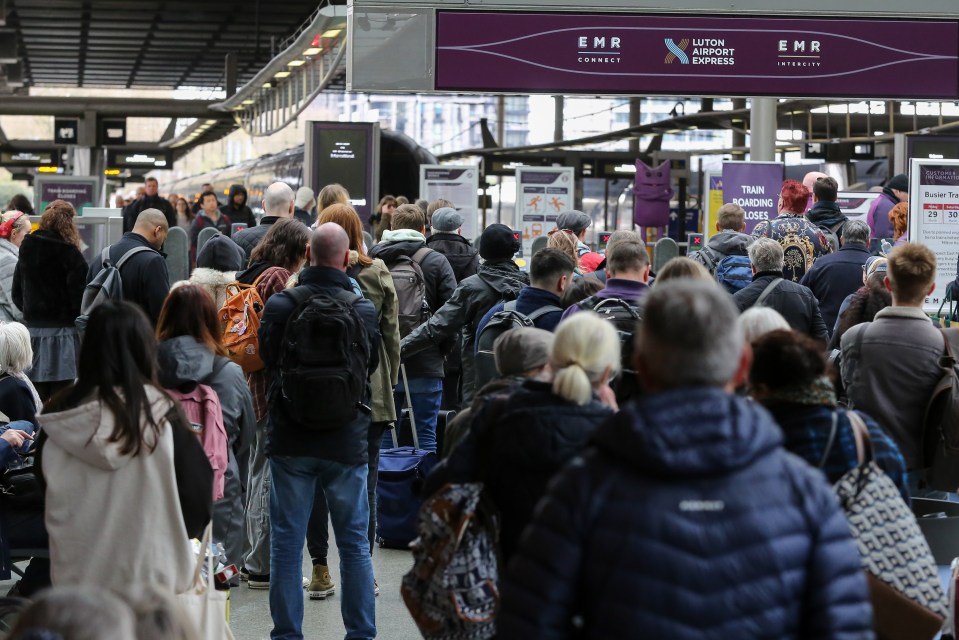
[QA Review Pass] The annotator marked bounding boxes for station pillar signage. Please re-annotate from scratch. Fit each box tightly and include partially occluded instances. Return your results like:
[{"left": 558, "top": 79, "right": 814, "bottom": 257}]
[
  {"left": 99, "top": 118, "right": 127, "bottom": 146},
  {"left": 721, "top": 162, "right": 784, "bottom": 234},
  {"left": 34, "top": 175, "right": 99, "bottom": 214},
  {"left": 419, "top": 165, "right": 480, "bottom": 240},
  {"left": 515, "top": 166, "right": 575, "bottom": 258},
  {"left": 908, "top": 159, "right": 959, "bottom": 313},
  {"left": 435, "top": 12, "right": 959, "bottom": 99}
]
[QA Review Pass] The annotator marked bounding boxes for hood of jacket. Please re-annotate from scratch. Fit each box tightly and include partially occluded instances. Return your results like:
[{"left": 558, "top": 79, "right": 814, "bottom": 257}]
[
  {"left": 368, "top": 232, "right": 427, "bottom": 263},
  {"left": 427, "top": 232, "right": 473, "bottom": 249},
  {"left": 806, "top": 201, "right": 847, "bottom": 228},
  {"left": 380, "top": 229, "right": 426, "bottom": 244},
  {"left": 706, "top": 230, "right": 753, "bottom": 256},
  {"left": 226, "top": 184, "right": 248, "bottom": 208},
  {"left": 185, "top": 267, "right": 235, "bottom": 288},
  {"left": 476, "top": 260, "right": 530, "bottom": 291},
  {"left": 39, "top": 385, "right": 174, "bottom": 471},
  {"left": 592, "top": 387, "right": 782, "bottom": 477},
  {"left": 156, "top": 335, "right": 215, "bottom": 390}
]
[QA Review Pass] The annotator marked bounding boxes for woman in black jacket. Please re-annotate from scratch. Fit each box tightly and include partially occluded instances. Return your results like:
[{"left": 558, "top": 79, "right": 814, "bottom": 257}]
[
  {"left": 424, "top": 312, "right": 621, "bottom": 561},
  {"left": 12, "top": 200, "right": 88, "bottom": 400}
]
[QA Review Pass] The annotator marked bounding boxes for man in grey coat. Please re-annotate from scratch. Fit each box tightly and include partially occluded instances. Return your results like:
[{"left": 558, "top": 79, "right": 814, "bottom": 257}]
[
  {"left": 232, "top": 183, "right": 297, "bottom": 266},
  {"left": 841, "top": 242, "right": 942, "bottom": 494}
]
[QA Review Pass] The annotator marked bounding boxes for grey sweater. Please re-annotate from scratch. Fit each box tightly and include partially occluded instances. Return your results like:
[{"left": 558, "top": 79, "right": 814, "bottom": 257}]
[{"left": 0, "top": 240, "right": 21, "bottom": 322}]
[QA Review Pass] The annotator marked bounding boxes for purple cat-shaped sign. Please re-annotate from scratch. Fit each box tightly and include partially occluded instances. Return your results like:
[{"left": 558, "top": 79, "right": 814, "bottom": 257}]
[{"left": 634, "top": 159, "right": 673, "bottom": 227}]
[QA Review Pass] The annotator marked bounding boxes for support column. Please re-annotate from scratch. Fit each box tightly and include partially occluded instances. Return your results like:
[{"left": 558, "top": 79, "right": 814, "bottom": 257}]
[
  {"left": 554, "top": 95, "right": 564, "bottom": 142},
  {"left": 496, "top": 95, "right": 505, "bottom": 148},
  {"left": 750, "top": 97, "right": 776, "bottom": 162},
  {"left": 628, "top": 97, "right": 641, "bottom": 154}
]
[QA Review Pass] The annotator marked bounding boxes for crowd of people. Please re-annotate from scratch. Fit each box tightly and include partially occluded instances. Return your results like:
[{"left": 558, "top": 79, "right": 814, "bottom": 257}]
[{"left": 0, "top": 167, "right": 947, "bottom": 640}]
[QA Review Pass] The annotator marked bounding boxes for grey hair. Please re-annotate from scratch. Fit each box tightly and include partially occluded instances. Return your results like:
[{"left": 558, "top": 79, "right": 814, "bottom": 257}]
[
  {"left": 263, "top": 182, "right": 295, "bottom": 216},
  {"left": 737, "top": 307, "right": 790, "bottom": 343},
  {"left": 637, "top": 280, "right": 744, "bottom": 388},
  {"left": 841, "top": 219, "right": 870, "bottom": 246},
  {"left": 748, "top": 237, "right": 784, "bottom": 272},
  {"left": 606, "top": 230, "right": 641, "bottom": 252}
]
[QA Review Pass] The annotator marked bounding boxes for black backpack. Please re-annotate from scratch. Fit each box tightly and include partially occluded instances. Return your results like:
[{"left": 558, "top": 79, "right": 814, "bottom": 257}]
[
  {"left": 275, "top": 287, "right": 372, "bottom": 431},
  {"left": 76, "top": 245, "right": 156, "bottom": 331},
  {"left": 579, "top": 296, "right": 642, "bottom": 404},
  {"left": 474, "top": 301, "right": 562, "bottom": 389}
]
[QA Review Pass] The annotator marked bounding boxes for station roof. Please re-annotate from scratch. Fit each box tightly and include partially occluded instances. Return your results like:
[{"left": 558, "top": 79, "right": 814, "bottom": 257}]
[{"left": 5, "top": 0, "right": 323, "bottom": 89}]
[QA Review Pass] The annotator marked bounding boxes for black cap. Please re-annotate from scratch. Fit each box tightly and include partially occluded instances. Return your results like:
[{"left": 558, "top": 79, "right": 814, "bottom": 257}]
[
  {"left": 479, "top": 223, "right": 520, "bottom": 261},
  {"left": 886, "top": 173, "right": 908, "bottom": 192}
]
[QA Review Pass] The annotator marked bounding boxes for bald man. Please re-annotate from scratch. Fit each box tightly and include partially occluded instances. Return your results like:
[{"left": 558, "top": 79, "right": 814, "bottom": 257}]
[
  {"left": 802, "top": 171, "right": 828, "bottom": 211},
  {"left": 87, "top": 208, "right": 171, "bottom": 324},
  {"left": 233, "top": 181, "right": 300, "bottom": 266},
  {"left": 257, "top": 221, "right": 380, "bottom": 640}
]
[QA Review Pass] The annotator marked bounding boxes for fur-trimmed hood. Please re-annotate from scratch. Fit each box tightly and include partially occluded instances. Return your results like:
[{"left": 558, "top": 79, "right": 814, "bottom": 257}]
[{"left": 172, "top": 268, "right": 236, "bottom": 310}]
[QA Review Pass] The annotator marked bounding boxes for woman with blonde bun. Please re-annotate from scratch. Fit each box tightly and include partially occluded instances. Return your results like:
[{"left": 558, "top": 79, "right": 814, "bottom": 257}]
[{"left": 424, "top": 312, "right": 620, "bottom": 561}]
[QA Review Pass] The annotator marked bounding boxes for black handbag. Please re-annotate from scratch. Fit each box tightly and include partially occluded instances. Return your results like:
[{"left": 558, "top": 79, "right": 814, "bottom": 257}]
[{"left": 0, "top": 453, "right": 42, "bottom": 507}]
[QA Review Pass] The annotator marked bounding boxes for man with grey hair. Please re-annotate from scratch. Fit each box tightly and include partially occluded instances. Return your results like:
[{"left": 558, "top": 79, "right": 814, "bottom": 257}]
[
  {"left": 498, "top": 280, "right": 872, "bottom": 638},
  {"left": 293, "top": 186, "right": 316, "bottom": 227},
  {"left": 800, "top": 219, "right": 871, "bottom": 331},
  {"left": 232, "top": 182, "right": 300, "bottom": 265},
  {"left": 688, "top": 203, "right": 754, "bottom": 282},
  {"left": 733, "top": 237, "right": 828, "bottom": 340}
]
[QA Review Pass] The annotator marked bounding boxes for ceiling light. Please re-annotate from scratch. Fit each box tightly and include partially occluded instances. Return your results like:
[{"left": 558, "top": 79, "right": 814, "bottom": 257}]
[
  {"left": 242, "top": 99, "right": 255, "bottom": 105},
  {"left": 262, "top": 82, "right": 272, "bottom": 89},
  {"left": 303, "top": 47, "right": 321, "bottom": 56},
  {"left": 321, "top": 29, "right": 342, "bottom": 38},
  {"left": 274, "top": 71, "right": 290, "bottom": 79},
  {"left": 287, "top": 59, "right": 306, "bottom": 67}
]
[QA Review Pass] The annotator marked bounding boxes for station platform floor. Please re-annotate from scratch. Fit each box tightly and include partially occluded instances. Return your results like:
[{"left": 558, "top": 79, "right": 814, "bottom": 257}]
[{"left": 2, "top": 531, "right": 422, "bottom": 640}]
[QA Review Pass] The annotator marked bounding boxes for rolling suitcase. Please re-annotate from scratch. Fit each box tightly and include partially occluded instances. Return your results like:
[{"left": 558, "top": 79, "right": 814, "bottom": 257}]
[
  {"left": 394, "top": 408, "right": 457, "bottom": 454},
  {"left": 376, "top": 365, "right": 438, "bottom": 549}
]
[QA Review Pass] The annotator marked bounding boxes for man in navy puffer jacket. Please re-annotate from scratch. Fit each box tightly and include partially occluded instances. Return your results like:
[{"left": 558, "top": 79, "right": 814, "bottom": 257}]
[{"left": 498, "top": 280, "right": 873, "bottom": 640}]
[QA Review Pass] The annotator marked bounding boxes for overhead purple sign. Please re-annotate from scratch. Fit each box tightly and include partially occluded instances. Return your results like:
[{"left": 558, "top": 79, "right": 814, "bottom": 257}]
[
  {"left": 435, "top": 12, "right": 959, "bottom": 98},
  {"left": 721, "top": 162, "right": 784, "bottom": 234}
]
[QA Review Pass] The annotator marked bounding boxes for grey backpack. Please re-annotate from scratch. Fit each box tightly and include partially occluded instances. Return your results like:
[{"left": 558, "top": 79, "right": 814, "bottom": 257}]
[
  {"left": 389, "top": 247, "right": 432, "bottom": 338},
  {"left": 76, "top": 246, "right": 154, "bottom": 331}
]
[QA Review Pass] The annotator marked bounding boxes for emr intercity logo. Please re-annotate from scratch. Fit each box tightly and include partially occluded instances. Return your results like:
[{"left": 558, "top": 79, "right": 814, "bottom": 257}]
[
  {"left": 664, "top": 39, "right": 690, "bottom": 64},
  {"left": 665, "top": 38, "right": 736, "bottom": 66}
]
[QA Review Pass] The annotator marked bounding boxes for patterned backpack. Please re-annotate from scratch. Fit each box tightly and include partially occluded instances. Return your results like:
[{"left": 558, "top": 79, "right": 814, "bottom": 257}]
[{"left": 402, "top": 482, "right": 500, "bottom": 640}]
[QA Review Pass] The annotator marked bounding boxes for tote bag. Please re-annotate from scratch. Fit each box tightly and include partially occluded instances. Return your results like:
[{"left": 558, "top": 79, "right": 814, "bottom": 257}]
[{"left": 177, "top": 523, "right": 235, "bottom": 640}]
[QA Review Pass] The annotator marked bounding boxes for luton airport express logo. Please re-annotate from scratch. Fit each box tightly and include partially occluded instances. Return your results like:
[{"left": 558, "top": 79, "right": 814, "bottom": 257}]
[
  {"left": 665, "top": 38, "right": 736, "bottom": 66},
  {"left": 664, "top": 38, "right": 690, "bottom": 64}
]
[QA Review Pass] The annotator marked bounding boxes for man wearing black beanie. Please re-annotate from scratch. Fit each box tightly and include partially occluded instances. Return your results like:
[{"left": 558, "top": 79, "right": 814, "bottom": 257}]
[
  {"left": 401, "top": 223, "right": 530, "bottom": 407},
  {"left": 866, "top": 173, "right": 908, "bottom": 245}
]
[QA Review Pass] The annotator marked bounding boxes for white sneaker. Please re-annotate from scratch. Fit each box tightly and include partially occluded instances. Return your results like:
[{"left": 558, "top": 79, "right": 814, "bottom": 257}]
[{"left": 302, "top": 576, "right": 310, "bottom": 589}]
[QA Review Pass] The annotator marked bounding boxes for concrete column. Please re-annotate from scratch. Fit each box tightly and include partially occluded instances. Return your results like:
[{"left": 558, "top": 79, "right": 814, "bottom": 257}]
[
  {"left": 496, "top": 95, "right": 505, "bottom": 147},
  {"left": 750, "top": 97, "right": 776, "bottom": 162}
]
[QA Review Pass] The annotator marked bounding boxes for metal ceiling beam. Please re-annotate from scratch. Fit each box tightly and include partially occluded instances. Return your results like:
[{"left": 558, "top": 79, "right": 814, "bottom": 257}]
[{"left": 0, "top": 97, "right": 225, "bottom": 118}]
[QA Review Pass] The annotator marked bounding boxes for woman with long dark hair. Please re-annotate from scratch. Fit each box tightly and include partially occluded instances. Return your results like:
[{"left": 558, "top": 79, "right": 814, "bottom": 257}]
[
  {"left": 12, "top": 200, "right": 88, "bottom": 400},
  {"left": 156, "top": 284, "right": 255, "bottom": 573},
  {"left": 39, "top": 301, "right": 212, "bottom": 594},
  {"left": 233, "top": 218, "right": 310, "bottom": 587}
]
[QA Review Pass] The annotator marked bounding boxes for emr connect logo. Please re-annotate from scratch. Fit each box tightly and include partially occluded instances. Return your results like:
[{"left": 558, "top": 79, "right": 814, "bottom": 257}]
[{"left": 664, "top": 38, "right": 690, "bottom": 64}]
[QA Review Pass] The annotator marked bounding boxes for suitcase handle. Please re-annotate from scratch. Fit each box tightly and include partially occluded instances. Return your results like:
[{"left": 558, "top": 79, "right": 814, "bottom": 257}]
[{"left": 393, "top": 363, "right": 421, "bottom": 450}]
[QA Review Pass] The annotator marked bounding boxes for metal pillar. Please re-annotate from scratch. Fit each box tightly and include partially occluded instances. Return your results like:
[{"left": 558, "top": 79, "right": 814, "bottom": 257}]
[
  {"left": 496, "top": 95, "right": 505, "bottom": 148},
  {"left": 554, "top": 95, "right": 564, "bottom": 142},
  {"left": 750, "top": 97, "right": 776, "bottom": 162},
  {"left": 628, "top": 97, "right": 641, "bottom": 154}
]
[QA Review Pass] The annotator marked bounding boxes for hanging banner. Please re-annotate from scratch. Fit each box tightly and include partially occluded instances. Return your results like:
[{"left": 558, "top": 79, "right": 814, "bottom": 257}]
[
  {"left": 419, "top": 165, "right": 480, "bottom": 240},
  {"left": 721, "top": 162, "right": 784, "bottom": 234},
  {"left": 34, "top": 175, "right": 98, "bottom": 214},
  {"left": 435, "top": 12, "right": 959, "bottom": 99},
  {"left": 515, "top": 167, "right": 575, "bottom": 258},
  {"left": 908, "top": 159, "right": 959, "bottom": 312}
]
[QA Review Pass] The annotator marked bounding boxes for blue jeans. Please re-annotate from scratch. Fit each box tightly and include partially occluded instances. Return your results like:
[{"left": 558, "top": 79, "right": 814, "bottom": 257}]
[
  {"left": 384, "top": 376, "right": 442, "bottom": 452},
  {"left": 269, "top": 457, "right": 375, "bottom": 640}
]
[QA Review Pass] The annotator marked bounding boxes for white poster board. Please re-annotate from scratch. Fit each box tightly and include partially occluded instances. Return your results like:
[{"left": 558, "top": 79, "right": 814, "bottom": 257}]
[
  {"left": 515, "top": 166, "right": 575, "bottom": 258},
  {"left": 835, "top": 191, "right": 881, "bottom": 225},
  {"left": 419, "top": 165, "right": 480, "bottom": 240},
  {"left": 909, "top": 158, "right": 959, "bottom": 313}
]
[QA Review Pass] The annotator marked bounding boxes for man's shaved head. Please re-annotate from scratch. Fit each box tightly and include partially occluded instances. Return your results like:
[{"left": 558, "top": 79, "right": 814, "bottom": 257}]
[
  {"left": 134, "top": 208, "right": 169, "bottom": 231},
  {"left": 310, "top": 222, "right": 350, "bottom": 270},
  {"left": 264, "top": 182, "right": 295, "bottom": 217},
  {"left": 802, "top": 171, "right": 828, "bottom": 193}
]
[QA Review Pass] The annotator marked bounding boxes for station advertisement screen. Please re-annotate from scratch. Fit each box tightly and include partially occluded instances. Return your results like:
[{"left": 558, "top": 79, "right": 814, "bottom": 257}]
[
  {"left": 308, "top": 122, "right": 377, "bottom": 222},
  {"left": 435, "top": 12, "right": 959, "bottom": 99}
]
